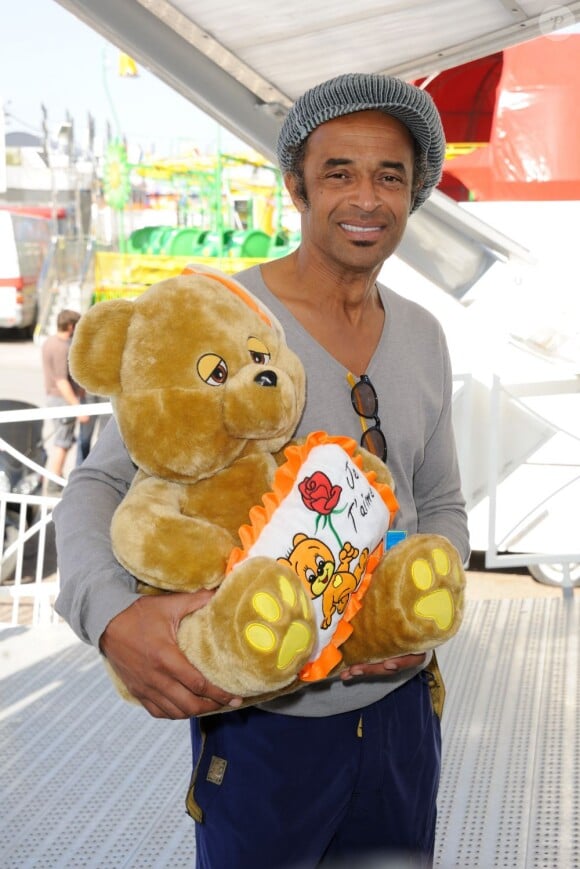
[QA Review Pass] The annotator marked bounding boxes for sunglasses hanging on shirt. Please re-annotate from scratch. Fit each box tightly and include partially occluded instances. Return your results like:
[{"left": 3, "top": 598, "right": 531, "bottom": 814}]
[{"left": 347, "top": 372, "right": 388, "bottom": 463}]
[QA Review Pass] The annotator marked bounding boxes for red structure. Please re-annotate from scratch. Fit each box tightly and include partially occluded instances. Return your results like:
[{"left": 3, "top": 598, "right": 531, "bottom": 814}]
[{"left": 417, "top": 34, "right": 580, "bottom": 201}]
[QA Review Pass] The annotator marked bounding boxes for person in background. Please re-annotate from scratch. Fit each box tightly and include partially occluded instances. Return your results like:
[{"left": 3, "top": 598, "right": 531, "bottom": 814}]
[
  {"left": 54, "top": 73, "right": 470, "bottom": 868},
  {"left": 41, "top": 309, "right": 88, "bottom": 491},
  {"left": 76, "top": 393, "right": 110, "bottom": 466}
]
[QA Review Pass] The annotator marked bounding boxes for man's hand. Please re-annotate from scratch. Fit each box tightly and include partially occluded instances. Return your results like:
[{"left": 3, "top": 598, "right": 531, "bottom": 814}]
[
  {"left": 99, "top": 591, "right": 243, "bottom": 719},
  {"left": 339, "top": 652, "right": 427, "bottom": 681}
]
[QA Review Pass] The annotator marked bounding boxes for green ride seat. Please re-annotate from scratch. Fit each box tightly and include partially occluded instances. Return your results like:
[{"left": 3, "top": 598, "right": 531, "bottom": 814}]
[
  {"left": 168, "top": 228, "right": 206, "bottom": 256},
  {"left": 128, "top": 226, "right": 159, "bottom": 253}
]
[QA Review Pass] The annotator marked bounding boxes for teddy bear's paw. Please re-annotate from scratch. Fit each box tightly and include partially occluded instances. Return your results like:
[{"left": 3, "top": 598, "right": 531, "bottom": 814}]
[
  {"left": 243, "top": 572, "right": 315, "bottom": 673},
  {"left": 410, "top": 546, "right": 456, "bottom": 631}
]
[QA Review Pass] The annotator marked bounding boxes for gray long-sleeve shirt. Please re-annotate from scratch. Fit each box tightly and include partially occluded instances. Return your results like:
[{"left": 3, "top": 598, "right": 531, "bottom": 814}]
[{"left": 54, "top": 267, "right": 469, "bottom": 717}]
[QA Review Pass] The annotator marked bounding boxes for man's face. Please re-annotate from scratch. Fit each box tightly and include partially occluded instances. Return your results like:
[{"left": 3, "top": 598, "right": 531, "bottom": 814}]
[{"left": 286, "top": 110, "right": 416, "bottom": 272}]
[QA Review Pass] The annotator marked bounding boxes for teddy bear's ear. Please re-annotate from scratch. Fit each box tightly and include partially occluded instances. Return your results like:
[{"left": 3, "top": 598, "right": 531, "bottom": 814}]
[{"left": 69, "top": 300, "right": 134, "bottom": 396}]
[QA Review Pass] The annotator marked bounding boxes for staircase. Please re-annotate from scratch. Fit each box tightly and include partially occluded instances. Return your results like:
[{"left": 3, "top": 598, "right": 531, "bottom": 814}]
[{"left": 34, "top": 236, "right": 96, "bottom": 344}]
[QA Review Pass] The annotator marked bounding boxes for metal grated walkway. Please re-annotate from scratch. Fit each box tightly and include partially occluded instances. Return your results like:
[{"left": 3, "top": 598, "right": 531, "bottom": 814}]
[
  {"left": 436, "top": 597, "right": 579, "bottom": 869},
  {"left": 1, "top": 597, "right": 578, "bottom": 868}
]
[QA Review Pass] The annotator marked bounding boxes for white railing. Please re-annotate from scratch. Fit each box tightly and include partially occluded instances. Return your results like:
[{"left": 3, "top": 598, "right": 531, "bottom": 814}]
[
  {"left": 485, "top": 375, "right": 580, "bottom": 587},
  {"left": 0, "top": 493, "right": 60, "bottom": 625},
  {"left": 0, "top": 402, "right": 111, "bottom": 627},
  {"left": 453, "top": 371, "right": 579, "bottom": 589}
]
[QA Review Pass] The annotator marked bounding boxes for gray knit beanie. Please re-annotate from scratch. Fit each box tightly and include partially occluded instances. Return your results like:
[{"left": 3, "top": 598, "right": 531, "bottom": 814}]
[{"left": 276, "top": 73, "right": 446, "bottom": 212}]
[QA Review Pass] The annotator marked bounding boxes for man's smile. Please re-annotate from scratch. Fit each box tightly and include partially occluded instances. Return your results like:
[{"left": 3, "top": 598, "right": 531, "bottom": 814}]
[
  {"left": 340, "top": 222, "right": 382, "bottom": 232},
  {"left": 338, "top": 222, "right": 384, "bottom": 243}
]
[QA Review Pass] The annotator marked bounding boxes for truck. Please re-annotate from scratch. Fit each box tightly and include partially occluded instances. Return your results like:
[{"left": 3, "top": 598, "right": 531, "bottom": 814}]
[{"left": 0, "top": 205, "right": 54, "bottom": 337}]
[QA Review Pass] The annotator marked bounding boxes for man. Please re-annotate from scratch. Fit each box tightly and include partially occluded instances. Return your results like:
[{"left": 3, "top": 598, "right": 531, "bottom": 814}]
[
  {"left": 54, "top": 73, "right": 469, "bottom": 867},
  {"left": 41, "top": 309, "right": 88, "bottom": 490}
]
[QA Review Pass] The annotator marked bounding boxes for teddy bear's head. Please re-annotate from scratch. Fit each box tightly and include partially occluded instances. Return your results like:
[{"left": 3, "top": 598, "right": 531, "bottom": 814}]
[{"left": 69, "top": 269, "right": 306, "bottom": 482}]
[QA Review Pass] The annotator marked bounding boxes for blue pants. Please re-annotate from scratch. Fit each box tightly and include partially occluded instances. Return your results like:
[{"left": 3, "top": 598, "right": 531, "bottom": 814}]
[{"left": 188, "top": 673, "right": 441, "bottom": 868}]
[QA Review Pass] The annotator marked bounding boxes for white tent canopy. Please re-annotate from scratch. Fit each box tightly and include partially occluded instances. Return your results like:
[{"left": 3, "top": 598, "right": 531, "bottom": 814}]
[
  {"left": 54, "top": 0, "right": 580, "bottom": 163},
  {"left": 55, "top": 0, "right": 564, "bottom": 292}
]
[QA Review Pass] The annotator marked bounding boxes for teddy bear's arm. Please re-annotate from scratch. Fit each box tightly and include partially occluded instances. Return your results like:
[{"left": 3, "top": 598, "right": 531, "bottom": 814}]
[
  {"left": 111, "top": 475, "right": 237, "bottom": 593},
  {"left": 353, "top": 446, "right": 395, "bottom": 488},
  {"left": 272, "top": 437, "right": 304, "bottom": 467}
]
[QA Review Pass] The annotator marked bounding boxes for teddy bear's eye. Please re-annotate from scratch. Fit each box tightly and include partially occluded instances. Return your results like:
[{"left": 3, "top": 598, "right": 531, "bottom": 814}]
[
  {"left": 198, "top": 353, "right": 228, "bottom": 386},
  {"left": 250, "top": 350, "right": 270, "bottom": 365},
  {"left": 304, "top": 568, "right": 316, "bottom": 585},
  {"left": 247, "top": 336, "right": 271, "bottom": 366}
]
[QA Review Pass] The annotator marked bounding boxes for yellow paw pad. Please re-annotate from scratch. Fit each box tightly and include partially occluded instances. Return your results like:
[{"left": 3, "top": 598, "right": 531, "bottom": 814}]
[
  {"left": 414, "top": 588, "right": 454, "bottom": 631},
  {"left": 243, "top": 575, "right": 314, "bottom": 671},
  {"left": 277, "top": 622, "right": 312, "bottom": 669},
  {"left": 411, "top": 558, "right": 434, "bottom": 590},
  {"left": 279, "top": 574, "right": 297, "bottom": 607},
  {"left": 252, "top": 591, "right": 282, "bottom": 623},
  {"left": 245, "top": 622, "right": 277, "bottom": 652},
  {"left": 410, "top": 548, "right": 455, "bottom": 632},
  {"left": 432, "top": 547, "right": 450, "bottom": 576}
]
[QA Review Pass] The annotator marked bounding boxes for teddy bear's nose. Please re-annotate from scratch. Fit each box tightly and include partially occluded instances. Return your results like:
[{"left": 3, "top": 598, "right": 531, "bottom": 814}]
[{"left": 254, "top": 370, "right": 278, "bottom": 388}]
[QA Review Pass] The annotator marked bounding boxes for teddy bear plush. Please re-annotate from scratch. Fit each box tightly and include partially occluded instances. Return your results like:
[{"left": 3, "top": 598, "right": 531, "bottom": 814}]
[{"left": 69, "top": 267, "right": 465, "bottom": 703}]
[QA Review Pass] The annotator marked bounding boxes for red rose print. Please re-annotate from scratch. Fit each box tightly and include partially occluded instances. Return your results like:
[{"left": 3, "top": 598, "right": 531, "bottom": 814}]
[{"left": 299, "top": 471, "right": 342, "bottom": 515}]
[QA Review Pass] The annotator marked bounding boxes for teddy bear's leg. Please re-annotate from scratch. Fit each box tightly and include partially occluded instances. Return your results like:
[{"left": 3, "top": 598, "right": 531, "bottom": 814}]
[
  {"left": 176, "top": 557, "right": 317, "bottom": 696},
  {"left": 341, "top": 534, "right": 465, "bottom": 666}
]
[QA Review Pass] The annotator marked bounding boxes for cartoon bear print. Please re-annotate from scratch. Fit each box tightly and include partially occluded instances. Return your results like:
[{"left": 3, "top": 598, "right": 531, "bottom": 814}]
[{"left": 278, "top": 533, "right": 369, "bottom": 629}]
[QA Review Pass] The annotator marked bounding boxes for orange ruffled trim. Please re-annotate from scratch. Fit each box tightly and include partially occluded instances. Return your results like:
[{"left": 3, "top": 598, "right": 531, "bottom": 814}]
[{"left": 226, "top": 431, "right": 399, "bottom": 682}]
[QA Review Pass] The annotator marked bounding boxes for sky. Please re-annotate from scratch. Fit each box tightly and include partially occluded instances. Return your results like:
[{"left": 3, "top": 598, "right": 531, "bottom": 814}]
[{"left": 0, "top": 0, "right": 246, "bottom": 158}]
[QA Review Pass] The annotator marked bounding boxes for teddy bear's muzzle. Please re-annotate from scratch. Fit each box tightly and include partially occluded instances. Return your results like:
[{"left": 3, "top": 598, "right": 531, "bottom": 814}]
[{"left": 223, "top": 367, "right": 301, "bottom": 440}]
